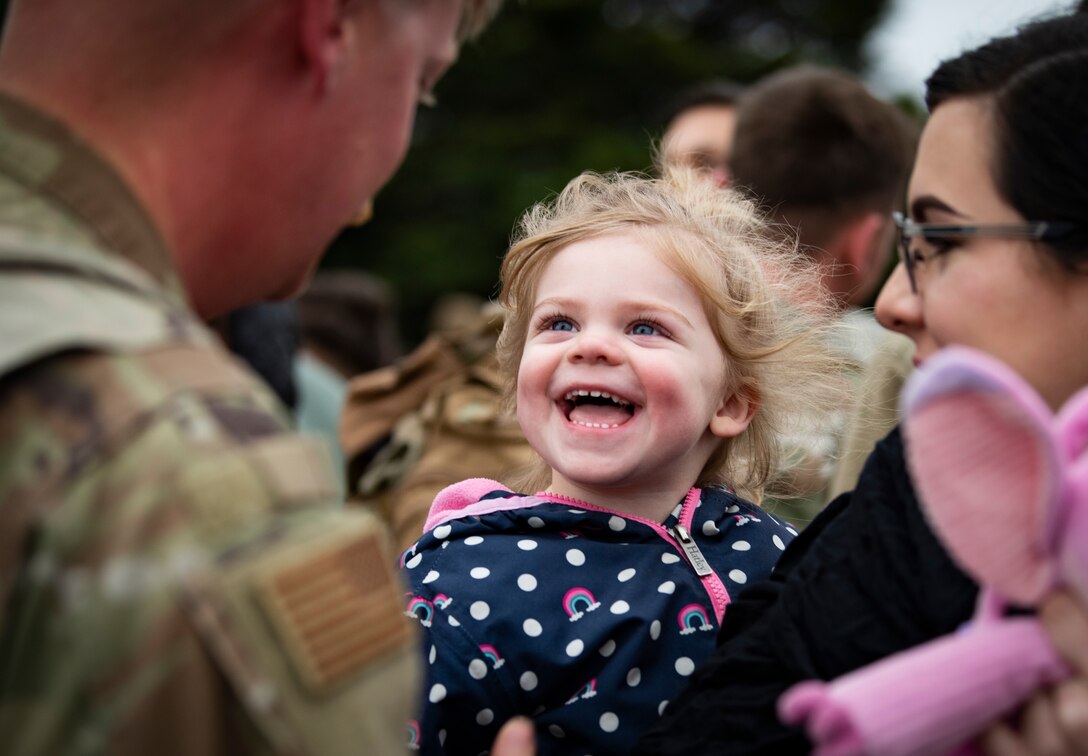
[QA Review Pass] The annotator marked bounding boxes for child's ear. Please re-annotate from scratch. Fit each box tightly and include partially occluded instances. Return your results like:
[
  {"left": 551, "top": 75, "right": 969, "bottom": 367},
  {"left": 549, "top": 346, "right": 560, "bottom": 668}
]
[{"left": 710, "top": 384, "right": 760, "bottom": 439}]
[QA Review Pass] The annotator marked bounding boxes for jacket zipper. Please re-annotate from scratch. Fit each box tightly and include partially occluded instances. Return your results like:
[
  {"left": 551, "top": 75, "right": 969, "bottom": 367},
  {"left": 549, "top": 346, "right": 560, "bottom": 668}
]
[
  {"left": 671, "top": 492, "right": 731, "bottom": 623},
  {"left": 537, "top": 488, "right": 732, "bottom": 622},
  {"left": 669, "top": 523, "right": 712, "bottom": 576}
]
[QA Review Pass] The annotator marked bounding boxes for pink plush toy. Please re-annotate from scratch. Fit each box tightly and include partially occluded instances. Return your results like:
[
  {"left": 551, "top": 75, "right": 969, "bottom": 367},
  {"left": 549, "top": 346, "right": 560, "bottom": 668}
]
[{"left": 778, "top": 346, "right": 1088, "bottom": 756}]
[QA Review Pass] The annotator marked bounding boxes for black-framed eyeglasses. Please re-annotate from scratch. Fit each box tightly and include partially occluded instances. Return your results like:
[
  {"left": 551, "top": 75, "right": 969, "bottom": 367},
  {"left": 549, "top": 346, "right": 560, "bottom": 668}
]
[{"left": 892, "top": 211, "right": 1077, "bottom": 292}]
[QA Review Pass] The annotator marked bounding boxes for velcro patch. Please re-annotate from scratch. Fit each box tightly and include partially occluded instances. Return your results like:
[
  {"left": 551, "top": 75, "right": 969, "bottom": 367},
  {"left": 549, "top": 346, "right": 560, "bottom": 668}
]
[{"left": 257, "top": 530, "right": 410, "bottom": 694}]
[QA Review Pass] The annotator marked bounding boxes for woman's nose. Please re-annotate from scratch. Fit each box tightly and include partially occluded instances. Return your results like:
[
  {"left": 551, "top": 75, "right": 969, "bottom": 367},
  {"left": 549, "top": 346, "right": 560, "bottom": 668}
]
[{"left": 875, "top": 262, "right": 923, "bottom": 337}]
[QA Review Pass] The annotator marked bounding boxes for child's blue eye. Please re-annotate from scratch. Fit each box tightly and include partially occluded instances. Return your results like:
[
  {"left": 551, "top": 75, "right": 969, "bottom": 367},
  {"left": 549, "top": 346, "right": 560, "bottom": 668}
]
[
  {"left": 548, "top": 318, "right": 575, "bottom": 332},
  {"left": 631, "top": 322, "right": 657, "bottom": 336}
]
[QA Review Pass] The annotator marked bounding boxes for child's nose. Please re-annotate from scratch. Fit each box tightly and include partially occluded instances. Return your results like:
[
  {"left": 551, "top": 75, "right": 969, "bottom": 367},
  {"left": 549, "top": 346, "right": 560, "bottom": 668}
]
[{"left": 567, "top": 329, "right": 623, "bottom": 365}]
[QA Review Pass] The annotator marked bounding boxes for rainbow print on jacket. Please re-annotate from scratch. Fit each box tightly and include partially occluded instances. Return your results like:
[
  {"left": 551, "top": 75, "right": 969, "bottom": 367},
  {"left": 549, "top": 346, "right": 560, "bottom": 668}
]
[
  {"left": 405, "top": 596, "right": 435, "bottom": 627},
  {"left": 406, "top": 720, "right": 421, "bottom": 750},
  {"left": 563, "top": 586, "right": 601, "bottom": 622},
  {"left": 480, "top": 644, "right": 505, "bottom": 669},
  {"left": 566, "top": 678, "right": 599, "bottom": 704},
  {"left": 677, "top": 603, "right": 714, "bottom": 635}
]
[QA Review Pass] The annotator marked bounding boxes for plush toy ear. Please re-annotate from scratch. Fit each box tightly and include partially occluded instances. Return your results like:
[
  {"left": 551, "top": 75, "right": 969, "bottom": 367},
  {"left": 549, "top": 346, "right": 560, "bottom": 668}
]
[
  {"left": 903, "top": 347, "right": 1061, "bottom": 606},
  {"left": 1056, "top": 386, "right": 1088, "bottom": 606}
]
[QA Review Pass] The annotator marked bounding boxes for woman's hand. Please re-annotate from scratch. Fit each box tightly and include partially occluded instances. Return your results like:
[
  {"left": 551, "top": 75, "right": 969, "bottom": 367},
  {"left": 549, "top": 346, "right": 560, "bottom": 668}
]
[
  {"left": 979, "top": 592, "right": 1088, "bottom": 755},
  {"left": 491, "top": 717, "right": 536, "bottom": 756}
]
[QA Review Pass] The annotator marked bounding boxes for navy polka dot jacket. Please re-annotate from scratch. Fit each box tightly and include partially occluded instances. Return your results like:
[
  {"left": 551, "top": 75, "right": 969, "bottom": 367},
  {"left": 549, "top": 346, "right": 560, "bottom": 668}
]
[{"left": 400, "top": 480, "right": 796, "bottom": 755}]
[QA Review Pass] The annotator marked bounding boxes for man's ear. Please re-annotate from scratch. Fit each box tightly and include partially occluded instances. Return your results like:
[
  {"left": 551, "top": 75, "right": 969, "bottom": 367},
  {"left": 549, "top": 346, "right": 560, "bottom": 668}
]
[
  {"left": 710, "top": 383, "right": 760, "bottom": 439},
  {"left": 841, "top": 212, "right": 890, "bottom": 283},
  {"left": 297, "top": 0, "right": 350, "bottom": 93}
]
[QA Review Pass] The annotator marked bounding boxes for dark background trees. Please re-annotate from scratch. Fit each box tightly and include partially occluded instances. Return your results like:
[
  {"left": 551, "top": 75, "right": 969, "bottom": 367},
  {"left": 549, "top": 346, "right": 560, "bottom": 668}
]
[{"left": 322, "top": 0, "right": 892, "bottom": 344}]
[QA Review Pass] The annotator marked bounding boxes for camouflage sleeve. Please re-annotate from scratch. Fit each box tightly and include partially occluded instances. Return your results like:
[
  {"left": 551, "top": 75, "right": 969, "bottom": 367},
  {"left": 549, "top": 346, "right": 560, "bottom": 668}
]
[
  {"left": 183, "top": 494, "right": 419, "bottom": 756},
  {"left": 0, "top": 345, "right": 418, "bottom": 755}
]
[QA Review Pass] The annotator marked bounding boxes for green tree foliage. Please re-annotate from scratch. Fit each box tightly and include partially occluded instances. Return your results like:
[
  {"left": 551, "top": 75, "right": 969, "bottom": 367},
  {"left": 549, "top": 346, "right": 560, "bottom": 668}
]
[{"left": 326, "top": 0, "right": 886, "bottom": 342}]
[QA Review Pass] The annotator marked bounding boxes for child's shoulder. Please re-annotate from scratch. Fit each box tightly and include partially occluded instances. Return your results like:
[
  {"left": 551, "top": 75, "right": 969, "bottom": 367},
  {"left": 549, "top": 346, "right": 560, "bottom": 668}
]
[
  {"left": 699, "top": 484, "right": 763, "bottom": 513},
  {"left": 699, "top": 484, "right": 800, "bottom": 535},
  {"left": 424, "top": 477, "right": 523, "bottom": 532}
]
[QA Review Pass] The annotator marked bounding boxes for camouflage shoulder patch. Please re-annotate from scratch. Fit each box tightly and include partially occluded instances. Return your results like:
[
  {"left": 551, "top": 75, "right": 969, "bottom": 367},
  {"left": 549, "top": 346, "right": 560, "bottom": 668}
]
[{"left": 184, "top": 509, "right": 418, "bottom": 756}]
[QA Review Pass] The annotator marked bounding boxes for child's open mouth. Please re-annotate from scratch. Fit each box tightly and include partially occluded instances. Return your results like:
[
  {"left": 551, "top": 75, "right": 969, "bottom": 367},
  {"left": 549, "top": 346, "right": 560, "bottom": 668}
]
[{"left": 559, "top": 389, "right": 636, "bottom": 428}]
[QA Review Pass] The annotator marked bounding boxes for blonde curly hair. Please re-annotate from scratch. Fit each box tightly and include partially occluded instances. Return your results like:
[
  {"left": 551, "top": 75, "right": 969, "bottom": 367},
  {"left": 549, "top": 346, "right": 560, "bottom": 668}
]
[{"left": 497, "top": 168, "right": 847, "bottom": 500}]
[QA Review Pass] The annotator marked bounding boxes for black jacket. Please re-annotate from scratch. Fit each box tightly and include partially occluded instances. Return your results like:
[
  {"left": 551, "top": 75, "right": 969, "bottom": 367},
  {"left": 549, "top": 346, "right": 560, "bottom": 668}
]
[{"left": 633, "top": 428, "right": 979, "bottom": 754}]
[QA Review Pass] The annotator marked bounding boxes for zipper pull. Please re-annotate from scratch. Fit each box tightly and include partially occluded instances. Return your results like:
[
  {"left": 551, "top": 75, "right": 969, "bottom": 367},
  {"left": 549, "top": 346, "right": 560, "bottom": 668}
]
[{"left": 671, "top": 524, "right": 712, "bottom": 577}]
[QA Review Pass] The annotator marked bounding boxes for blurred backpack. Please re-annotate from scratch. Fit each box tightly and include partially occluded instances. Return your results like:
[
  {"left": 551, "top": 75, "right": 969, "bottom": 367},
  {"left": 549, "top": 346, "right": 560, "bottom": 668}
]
[{"left": 340, "top": 304, "right": 533, "bottom": 550}]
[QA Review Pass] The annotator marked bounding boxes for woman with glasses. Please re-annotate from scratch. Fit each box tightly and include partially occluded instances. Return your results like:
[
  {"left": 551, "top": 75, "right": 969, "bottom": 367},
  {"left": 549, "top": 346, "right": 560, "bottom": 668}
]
[{"left": 634, "top": 4, "right": 1088, "bottom": 755}]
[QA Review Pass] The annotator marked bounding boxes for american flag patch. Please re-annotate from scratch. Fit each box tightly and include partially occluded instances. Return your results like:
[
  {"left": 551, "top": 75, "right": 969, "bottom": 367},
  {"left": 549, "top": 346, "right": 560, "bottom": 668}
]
[{"left": 258, "top": 531, "right": 411, "bottom": 693}]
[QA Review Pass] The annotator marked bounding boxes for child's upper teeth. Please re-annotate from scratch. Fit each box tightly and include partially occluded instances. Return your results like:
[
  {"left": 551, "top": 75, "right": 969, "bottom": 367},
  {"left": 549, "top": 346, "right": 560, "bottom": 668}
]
[{"left": 564, "top": 389, "right": 629, "bottom": 406}]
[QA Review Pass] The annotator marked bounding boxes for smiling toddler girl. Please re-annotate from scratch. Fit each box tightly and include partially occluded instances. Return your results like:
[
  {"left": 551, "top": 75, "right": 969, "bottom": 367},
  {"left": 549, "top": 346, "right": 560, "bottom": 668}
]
[{"left": 401, "top": 168, "right": 844, "bottom": 754}]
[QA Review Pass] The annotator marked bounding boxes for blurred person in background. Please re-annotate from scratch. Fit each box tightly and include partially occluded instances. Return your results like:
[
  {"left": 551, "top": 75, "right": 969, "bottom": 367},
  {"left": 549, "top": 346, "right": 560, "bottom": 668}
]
[
  {"left": 727, "top": 66, "right": 917, "bottom": 526},
  {"left": 218, "top": 301, "right": 303, "bottom": 410},
  {"left": 295, "top": 270, "right": 404, "bottom": 493},
  {"left": 659, "top": 79, "right": 745, "bottom": 188}
]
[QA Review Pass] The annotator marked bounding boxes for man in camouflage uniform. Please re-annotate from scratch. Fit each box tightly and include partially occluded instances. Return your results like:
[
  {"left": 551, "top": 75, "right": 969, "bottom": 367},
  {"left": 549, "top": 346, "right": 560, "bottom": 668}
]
[{"left": 0, "top": 1, "right": 533, "bottom": 754}]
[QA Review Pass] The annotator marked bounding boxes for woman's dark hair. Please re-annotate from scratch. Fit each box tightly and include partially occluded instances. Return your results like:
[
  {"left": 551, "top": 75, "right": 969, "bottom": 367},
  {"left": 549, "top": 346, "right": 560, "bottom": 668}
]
[{"left": 924, "top": 5, "right": 1088, "bottom": 270}]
